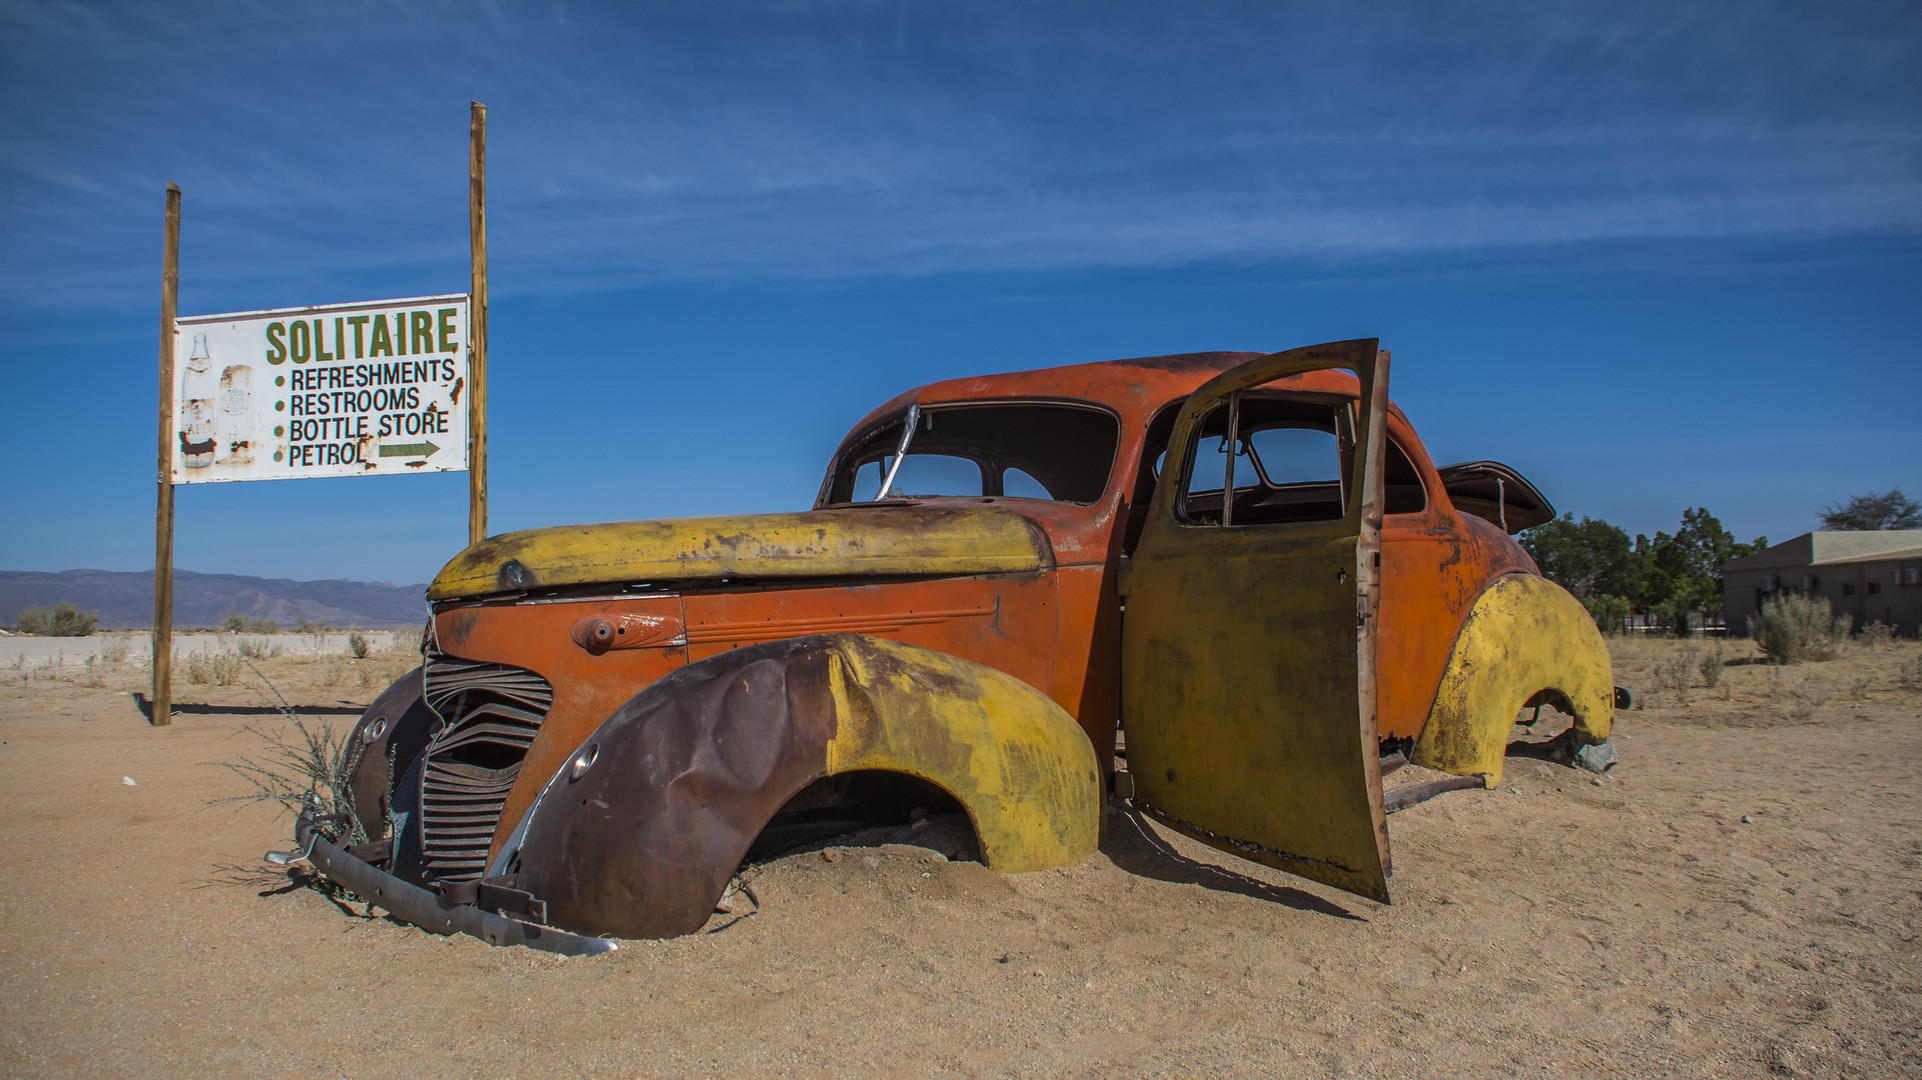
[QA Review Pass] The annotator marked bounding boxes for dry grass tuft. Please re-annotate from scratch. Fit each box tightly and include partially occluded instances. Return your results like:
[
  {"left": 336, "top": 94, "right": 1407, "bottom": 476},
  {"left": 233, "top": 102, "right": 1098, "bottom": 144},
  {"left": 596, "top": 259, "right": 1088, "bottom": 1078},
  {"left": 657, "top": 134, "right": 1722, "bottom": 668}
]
[{"left": 1609, "top": 632, "right": 1919, "bottom": 728}]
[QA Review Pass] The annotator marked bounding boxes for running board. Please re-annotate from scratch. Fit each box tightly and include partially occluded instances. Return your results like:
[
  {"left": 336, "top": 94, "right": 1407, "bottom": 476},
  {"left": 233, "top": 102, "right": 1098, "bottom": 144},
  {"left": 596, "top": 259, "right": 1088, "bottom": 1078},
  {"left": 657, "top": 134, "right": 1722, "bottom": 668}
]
[{"left": 1383, "top": 775, "right": 1483, "bottom": 814}]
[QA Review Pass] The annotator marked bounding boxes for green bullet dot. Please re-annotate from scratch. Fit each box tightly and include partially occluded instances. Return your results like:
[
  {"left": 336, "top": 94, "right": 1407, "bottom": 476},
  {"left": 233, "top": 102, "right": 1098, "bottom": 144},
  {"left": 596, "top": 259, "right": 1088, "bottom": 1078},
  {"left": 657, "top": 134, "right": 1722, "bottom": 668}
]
[
  {"left": 274, "top": 400, "right": 285, "bottom": 411},
  {"left": 275, "top": 375, "right": 285, "bottom": 387},
  {"left": 273, "top": 450, "right": 283, "bottom": 462},
  {"left": 274, "top": 425, "right": 284, "bottom": 437}
]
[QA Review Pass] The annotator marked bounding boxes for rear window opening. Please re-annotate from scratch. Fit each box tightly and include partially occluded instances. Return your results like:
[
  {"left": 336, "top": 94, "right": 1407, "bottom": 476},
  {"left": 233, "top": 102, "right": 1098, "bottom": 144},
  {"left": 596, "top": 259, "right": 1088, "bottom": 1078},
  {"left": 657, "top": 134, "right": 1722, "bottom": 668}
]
[
  {"left": 742, "top": 771, "right": 980, "bottom": 866},
  {"left": 825, "top": 402, "right": 1120, "bottom": 505}
]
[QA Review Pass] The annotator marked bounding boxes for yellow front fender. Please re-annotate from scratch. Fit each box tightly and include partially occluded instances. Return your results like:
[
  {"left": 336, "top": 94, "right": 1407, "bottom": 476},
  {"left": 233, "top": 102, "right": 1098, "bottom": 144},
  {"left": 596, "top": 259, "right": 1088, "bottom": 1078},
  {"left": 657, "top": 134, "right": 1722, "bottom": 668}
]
[
  {"left": 1411, "top": 574, "right": 1614, "bottom": 786},
  {"left": 824, "top": 637, "right": 1102, "bottom": 873}
]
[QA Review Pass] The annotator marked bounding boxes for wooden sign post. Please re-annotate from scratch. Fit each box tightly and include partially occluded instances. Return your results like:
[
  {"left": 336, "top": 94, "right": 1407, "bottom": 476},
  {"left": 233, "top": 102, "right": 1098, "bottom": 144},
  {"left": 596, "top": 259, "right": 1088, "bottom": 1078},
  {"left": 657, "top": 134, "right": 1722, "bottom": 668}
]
[
  {"left": 468, "top": 101, "right": 489, "bottom": 547},
  {"left": 150, "top": 106, "right": 491, "bottom": 725},
  {"left": 152, "top": 183, "right": 180, "bottom": 726}
]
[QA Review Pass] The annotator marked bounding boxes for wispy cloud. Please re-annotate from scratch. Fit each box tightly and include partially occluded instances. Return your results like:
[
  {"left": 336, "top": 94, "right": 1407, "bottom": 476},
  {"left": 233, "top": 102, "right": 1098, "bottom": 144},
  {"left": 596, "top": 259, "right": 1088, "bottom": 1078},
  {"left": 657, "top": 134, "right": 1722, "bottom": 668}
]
[{"left": 3, "top": 0, "right": 1918, "bottom": 315}]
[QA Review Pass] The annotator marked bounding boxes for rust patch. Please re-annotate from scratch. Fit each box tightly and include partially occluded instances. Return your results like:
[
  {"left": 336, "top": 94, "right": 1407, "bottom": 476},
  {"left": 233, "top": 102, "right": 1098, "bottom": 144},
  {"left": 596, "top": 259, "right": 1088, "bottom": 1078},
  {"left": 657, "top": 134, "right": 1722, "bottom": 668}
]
[
  {"left": 1106, "top": 350, "right": 1262, "bottom": 373},
  {"left": 439, "top": 607, "right": 481, "bottom": 647},
  {"left": 497, "top": 560, "right": 535, "bottom": 590}
]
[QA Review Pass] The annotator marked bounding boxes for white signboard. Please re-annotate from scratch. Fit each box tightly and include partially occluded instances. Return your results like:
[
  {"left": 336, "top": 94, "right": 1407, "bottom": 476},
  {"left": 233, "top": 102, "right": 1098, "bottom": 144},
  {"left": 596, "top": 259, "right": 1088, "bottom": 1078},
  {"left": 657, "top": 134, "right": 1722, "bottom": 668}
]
[{"left": 171, "top": 295, "right": 470, "bottom": 484}]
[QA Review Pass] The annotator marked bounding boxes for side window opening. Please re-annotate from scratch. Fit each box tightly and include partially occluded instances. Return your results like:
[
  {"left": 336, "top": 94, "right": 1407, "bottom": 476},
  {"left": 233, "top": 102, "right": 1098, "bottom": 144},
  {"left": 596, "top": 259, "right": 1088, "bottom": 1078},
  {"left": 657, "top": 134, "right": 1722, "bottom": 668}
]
[
  {"left": 1177, "top": 396, "right": 1348, "bottom": 526},
  {"left": 1123, "top": 402, "right": 1188, "bottom": 555},
  {"left": 1383, "top": 437, "right": 1426, "bottom": 515},
  {"left": 1247, "top": 424, "right": 1342, "bottom": 489}
]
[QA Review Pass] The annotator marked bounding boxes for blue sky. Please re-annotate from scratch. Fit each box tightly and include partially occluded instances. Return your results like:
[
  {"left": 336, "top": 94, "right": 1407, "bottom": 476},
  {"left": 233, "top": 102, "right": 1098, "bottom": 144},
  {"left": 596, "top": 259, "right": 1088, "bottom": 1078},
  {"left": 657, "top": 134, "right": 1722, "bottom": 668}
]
[{"left": 2, "top": 0, "right": 1918, "bottom": 585}]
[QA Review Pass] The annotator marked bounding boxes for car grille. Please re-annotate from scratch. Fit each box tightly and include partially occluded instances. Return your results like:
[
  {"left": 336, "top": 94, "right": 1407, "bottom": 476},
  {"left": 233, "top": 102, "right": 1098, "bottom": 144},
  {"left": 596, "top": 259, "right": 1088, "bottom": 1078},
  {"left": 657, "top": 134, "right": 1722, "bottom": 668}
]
[{"left": 418, "top": 648, "right": 554, "bottom": 884}]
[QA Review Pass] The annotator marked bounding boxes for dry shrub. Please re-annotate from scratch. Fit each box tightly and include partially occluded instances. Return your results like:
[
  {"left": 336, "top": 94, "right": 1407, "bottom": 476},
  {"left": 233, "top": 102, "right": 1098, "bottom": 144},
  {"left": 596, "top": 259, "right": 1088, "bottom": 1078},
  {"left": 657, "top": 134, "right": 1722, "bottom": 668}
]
[
  {"left": 237, "top": 637, "right": 283, "bottom": 659},
  {"left": 184, "top": 650, "right": 244, "bottom": 686},
  {"left": 1784, "top": 676, "right": 1833, "bottom": 721},
  {"left": 1653, "top": 649, "right": 1696, "bottom": 704},
  {"left": 388, "top": 625, "right": 424, "bottom": 656},
  {"left": 1748, "top": 595, "right": 1849, "bottom": 664},
  {"left": 1698, "top": 643, "right": 1725, "bottom": 689},
  {"left": 207, "top": 665, "right": 367, "bottom": 853}
]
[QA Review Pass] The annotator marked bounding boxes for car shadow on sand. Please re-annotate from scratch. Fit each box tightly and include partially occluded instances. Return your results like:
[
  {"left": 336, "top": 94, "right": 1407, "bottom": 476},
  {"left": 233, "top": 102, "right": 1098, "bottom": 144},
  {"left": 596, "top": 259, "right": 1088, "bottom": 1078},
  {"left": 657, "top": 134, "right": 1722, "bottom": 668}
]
[{"left": 1100, "top": 803, "right": 1362, "bottom": 920}]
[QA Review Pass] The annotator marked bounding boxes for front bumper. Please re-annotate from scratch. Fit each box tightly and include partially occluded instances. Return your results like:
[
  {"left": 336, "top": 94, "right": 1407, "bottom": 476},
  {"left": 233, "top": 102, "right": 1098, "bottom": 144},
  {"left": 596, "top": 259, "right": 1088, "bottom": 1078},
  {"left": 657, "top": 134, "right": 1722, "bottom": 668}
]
[{"left": 284, "top": 811, "right": 618, "bottom": 957}]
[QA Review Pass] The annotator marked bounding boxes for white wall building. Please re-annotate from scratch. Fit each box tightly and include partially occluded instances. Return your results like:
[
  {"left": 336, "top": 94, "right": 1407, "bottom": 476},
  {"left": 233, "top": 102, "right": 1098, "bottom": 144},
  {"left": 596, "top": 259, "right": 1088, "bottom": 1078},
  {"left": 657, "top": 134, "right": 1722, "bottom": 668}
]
[{"left": 1723, "top": 530, "right": 1922, "bottom": 636}]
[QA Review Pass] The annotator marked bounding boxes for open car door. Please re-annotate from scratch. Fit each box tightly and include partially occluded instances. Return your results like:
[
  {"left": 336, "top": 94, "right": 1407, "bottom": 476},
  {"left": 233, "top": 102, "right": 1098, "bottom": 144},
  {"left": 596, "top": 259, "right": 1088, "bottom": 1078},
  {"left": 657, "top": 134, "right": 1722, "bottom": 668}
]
[{"left": 1121, "top": 339, "right": 1392, "bottom": 901}]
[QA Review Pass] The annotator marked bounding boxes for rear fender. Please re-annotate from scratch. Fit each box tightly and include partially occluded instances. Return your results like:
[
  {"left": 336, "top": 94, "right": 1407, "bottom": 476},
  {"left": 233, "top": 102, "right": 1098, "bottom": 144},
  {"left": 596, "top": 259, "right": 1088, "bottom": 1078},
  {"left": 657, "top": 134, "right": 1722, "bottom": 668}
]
[
  {"left": 512, "top": 634, "right": 1100, "bottom": 940},
  {"left": 1411, "top": 574, "right": 1614, "bottom": 786}
]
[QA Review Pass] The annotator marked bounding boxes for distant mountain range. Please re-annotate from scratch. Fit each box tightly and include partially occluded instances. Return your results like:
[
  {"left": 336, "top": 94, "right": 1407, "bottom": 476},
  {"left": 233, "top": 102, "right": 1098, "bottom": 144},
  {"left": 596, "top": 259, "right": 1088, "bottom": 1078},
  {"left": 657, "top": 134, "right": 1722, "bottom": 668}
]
[{"left": 0, "top": 569, "right": 429, "bottom": 630}]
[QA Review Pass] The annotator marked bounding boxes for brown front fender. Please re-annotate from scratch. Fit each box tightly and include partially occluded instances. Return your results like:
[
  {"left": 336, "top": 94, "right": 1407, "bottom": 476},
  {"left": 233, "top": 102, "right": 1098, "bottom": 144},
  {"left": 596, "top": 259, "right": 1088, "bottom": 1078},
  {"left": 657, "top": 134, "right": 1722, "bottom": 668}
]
[
  {"left": 511, "top": 634, "right": 1100, "bottom": 940},
  {"left": 342, "top": 667, "right": 438, "bottom": 842}
]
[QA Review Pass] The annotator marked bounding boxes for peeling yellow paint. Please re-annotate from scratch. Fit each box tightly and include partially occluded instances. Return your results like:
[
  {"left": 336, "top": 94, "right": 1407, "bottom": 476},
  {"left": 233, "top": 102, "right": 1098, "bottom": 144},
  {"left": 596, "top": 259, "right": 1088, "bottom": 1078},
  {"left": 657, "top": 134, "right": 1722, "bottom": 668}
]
[
  {"left": 1412, "top": 574, "right": 1615, "bottom": 786},
  {"left": 429, "top": 506, "right": 1052, "bottom": 600},
  {"left": 822, "top": 636, "right": 1100, "bottom": 873}
]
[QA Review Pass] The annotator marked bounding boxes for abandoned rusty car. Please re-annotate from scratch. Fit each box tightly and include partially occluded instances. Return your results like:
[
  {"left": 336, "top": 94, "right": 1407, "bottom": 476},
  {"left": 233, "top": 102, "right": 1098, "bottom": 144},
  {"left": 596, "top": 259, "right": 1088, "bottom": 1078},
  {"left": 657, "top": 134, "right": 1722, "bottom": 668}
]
[{"left": 285, "top": 339, "right": 1617, "bottom": 954}]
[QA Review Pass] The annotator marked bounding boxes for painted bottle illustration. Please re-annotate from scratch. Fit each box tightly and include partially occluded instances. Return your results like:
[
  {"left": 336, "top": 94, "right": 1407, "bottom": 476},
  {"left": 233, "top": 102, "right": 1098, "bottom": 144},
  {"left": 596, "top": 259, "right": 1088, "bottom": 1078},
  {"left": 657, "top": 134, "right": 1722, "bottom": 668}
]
[
  {"left": 216, "top": 363, "right": 255, "bottom": 466},
  {"left": 179, "top": 332, "right": 216, "bottom": 469}
]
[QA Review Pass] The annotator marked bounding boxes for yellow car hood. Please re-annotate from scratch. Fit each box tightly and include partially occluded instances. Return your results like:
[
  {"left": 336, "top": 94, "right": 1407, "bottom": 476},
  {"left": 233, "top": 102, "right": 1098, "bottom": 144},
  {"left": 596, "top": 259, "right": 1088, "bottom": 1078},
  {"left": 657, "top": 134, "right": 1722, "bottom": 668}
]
[{"left": 428, "top": 505, "right": 1054, "bottom": 601}]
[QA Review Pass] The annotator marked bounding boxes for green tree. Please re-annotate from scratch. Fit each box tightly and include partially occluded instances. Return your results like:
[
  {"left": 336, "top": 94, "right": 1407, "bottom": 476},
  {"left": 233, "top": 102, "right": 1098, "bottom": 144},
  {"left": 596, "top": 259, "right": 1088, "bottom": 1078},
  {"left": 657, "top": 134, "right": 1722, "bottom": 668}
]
[
  {"left": 1525, "top": 508, "right": 1761, "bottom": 635},
  {"left": 1669, "top": 508, "right": 1764, "bottom": 616},
  {"left": 1630, "top": 508, "right": 1764, "bottom": 633},
  {"left": 15, "top": 603, "right": 98, "bottom": 636},
  {"left": 1520, "top": 514, "right": 1634, "bottom": 599},
  {"left": 1819, "top": 487, "right": 1921, "bottom": 530},
  {"left": 49, "top": 602, "right": 99, "bottom": 637}
]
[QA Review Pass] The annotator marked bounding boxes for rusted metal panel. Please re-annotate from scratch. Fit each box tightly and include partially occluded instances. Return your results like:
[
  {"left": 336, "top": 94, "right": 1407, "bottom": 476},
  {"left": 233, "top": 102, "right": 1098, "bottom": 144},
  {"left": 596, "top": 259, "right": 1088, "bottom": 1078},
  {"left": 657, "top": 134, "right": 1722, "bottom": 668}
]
[
  {"left": 427, "top": 505, "right": 1055, "bottom": 601},
  {"left": 341, "top": 666, "right": 437, "bottom": 839},
  {"left": 293, "top": 810, "right": 617, "bottom": 956},
  {"left": 1376, "top": 509, "right": 1538, "bottom": 741},
  {"left": 297, "top": 343, "right": 1622, "bottom": 946},
  {"left": 1382, "top": 774, "right": 1482, "bottom": 814},
  {"left": 569, "top": 613, "right": 685, "bottom": 652},
  {"left": 1121, "top": 340, "right": 1393, "bottom": 903},
  {"left": 511, "top": 634, "right": 1098, "bottom": 940},
  {"left": 1411, "top": 573, "right": 1615, "bottom": 786},
  {"left": 678, "top": 573, "right": 1056, "bottom": 700},
  {"left": 430, "top": 596, "right": 690, "bottom": 852},
  {"left": 820, "top": 635, "right": 1101, "bottom": 873}
]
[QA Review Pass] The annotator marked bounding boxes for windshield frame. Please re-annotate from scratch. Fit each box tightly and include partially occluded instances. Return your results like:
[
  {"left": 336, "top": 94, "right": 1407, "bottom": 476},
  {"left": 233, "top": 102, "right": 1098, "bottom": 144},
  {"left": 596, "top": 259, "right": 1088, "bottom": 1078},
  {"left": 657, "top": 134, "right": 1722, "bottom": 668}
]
[{"left": 814, "top": 397, "right": 1124, "bottom": 508}]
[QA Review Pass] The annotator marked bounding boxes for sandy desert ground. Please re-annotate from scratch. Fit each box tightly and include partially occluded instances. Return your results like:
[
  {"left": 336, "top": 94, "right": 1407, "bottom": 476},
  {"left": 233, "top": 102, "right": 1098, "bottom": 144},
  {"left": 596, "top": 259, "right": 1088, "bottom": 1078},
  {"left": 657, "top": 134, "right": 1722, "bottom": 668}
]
[{"left": 1, "top": 634, "right": 1918, "bottom": 1078}]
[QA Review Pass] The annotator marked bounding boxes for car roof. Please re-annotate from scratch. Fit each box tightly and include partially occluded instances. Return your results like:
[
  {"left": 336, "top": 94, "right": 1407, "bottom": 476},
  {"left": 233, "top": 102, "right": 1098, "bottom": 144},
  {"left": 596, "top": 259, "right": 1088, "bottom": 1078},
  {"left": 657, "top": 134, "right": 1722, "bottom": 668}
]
[
  {"left": 838, "top": 350, "right": 1405, "bottom": 444},
  {"left": 843, "top": 351, "right": 1261, "bottom": 435}
]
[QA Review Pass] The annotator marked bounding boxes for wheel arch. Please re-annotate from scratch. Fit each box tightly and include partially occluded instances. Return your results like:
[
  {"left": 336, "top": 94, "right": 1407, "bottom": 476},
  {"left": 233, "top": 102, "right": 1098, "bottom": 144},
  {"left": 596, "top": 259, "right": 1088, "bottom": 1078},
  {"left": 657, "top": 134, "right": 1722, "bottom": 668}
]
[
  {"left": 511, "top": 634, "right": 1101, "bottom": 940},
  {"left": 1410, "top": 574, "right": 1614, "bottom": 786}
]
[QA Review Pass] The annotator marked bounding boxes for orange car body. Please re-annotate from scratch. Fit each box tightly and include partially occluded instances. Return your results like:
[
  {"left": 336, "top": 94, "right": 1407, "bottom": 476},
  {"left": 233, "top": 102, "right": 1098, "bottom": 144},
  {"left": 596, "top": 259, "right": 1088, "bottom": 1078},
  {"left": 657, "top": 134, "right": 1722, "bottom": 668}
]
[{"left": 318, "top": 341, "right": 1614, "bottom": 950}]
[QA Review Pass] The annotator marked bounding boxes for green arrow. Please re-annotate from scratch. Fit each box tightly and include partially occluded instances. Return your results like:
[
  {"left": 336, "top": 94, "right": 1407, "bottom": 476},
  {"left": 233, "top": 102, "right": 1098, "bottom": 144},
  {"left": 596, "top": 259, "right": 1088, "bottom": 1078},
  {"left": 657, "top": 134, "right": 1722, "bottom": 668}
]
[{"left": 379, "top": 440, "right": 440, "bottom": 459}]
